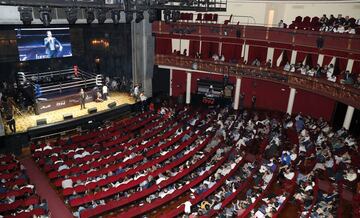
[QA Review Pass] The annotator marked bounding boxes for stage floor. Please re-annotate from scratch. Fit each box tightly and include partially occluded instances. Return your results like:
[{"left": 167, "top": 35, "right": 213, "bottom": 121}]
[{"left": 9, "top": 92, "right": 135, "bottom": 134}]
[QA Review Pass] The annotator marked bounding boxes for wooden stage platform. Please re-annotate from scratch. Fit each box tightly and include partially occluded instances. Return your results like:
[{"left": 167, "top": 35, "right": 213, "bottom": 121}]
[{"left": 9, "top": 92, "right": 135, "bottom": 134}]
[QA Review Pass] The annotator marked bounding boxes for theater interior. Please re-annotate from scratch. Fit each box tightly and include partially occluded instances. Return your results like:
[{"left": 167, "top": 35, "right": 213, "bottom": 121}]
[{"left": 0, "top": 0, "right": 359, "bottom": 217}]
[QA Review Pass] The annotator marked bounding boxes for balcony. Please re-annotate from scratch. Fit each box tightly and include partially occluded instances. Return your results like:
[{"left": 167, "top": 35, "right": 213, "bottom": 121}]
[
  {"left": 153, "top": 21, "right": 360, "bottom": 58},
  {"left": 155, "top": 54, "right": 360, "bottom": 109}
]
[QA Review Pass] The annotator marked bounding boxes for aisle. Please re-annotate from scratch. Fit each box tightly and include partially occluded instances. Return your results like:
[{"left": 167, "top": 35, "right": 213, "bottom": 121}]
[{"left": 21, "top": 157, "right": 74, "bottom": 218}]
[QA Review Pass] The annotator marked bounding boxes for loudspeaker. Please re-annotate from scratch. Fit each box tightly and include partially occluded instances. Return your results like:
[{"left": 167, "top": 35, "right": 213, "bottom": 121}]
[
  {"left": 36, "top": 118, "right": 47, "bottom": 126},
  {"left": 236, "top": 29, "right": 241, "bottom": 38},
  {"left": 88, "top": 107, "right": 97, "bottom": 114},
  {"left": 63, "top": 113, "right": 73, "bottom": 120},
  {"left": 108, "top": 102, "right": 116, "bottom": 109}
]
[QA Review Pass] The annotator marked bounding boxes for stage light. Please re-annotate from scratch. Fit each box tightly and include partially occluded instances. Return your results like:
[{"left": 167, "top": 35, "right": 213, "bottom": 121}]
[
  {"left": 18, "top": 7, "right": 33, "bottom": 25},
  {"left": 135, "top": 11, "right": 144, "bottom": 23},
  {"left": 97, "top": 8, "right": 107, "bottom": 24},
  {"left": 125, "top": 11, "right": 133, "bottom": 23},
  {"left": 65, "top": 7, "right": 78, "bottom": 25},
  {"left": 164, "top": 9, "right": 171, "bottom": 23},
  {"left": 148, "top": 9, "right": 157, "bottom": 23},
  {"left": 111, "top": 10, "right": 121, "bottom": 24},
  {"left": 39, "top": 6, "right": 52, "bottom": 27},
  {"left": 85, "top": 8, "right": 95, "bottom": 24}
]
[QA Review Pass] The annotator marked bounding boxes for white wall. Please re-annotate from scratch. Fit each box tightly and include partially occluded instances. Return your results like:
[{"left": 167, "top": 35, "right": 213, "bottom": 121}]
[{"left": 215, "top": 1, "right": 360, "bottom": 26}]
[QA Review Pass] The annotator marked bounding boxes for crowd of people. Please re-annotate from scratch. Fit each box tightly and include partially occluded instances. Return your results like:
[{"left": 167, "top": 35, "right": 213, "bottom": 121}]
[
  {"left": 0, "top": 154, "right": 49, "bottom": 217},
  {"left": 26, "top": 100, "right": 359, "bottom": 217},
  {"left": 278, "top": 14, "right": 359, "bottom": 34}
]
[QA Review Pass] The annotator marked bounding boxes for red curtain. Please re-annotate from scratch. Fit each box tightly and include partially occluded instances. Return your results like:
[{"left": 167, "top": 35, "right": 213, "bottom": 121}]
[
  {"left": 352, "top": 61, "right": 360, "bottom": 74},
  {"left": 240, "top": 78, "right": 289, "bottom": 112},
  {"left": 171, "top": 70, "right": 187, "bottom": 97},
  {"left": 323, "top": 55, "right": 334, "bottom": 66},
  {"left": 201, "top": 41, "right": 219, "bottom": 59},
  {"left": 248, "top": 46, "right": 267, "bottom": 64},
  {"left": 155, "top": 38, "right": 172, "bottom": 55},
  {"left": 281, "top": 50, "right": 292, "bottom": 66},
  {"left": 292, "top": 89, "right": 335, "bottom": 121},
  {"left": 295, "top": 52, "right": 308, "bottom": 64},
  {"left": 189, "top": 40, "right": 200, "bottom": 58},
  {"left": 273, "top": 49, "right": 283, "bottom": 67},
  {"left": 221, "top": 43, "right": 242, "bottom": 62}
]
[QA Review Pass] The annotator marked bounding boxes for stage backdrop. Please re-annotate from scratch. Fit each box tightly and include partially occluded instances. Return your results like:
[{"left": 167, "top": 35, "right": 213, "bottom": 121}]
[{"left": 0, "top": 23, "right": 132, "bottom": 83}]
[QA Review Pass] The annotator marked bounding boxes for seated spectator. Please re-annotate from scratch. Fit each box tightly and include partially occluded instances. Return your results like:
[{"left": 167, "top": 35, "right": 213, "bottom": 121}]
[
  {"left": 265, "top": 59, "right": 272, "bottom": 68},
  {"left": 289, "top": 64, "right": 296, "bottom": 73},
  {"left": 251, "top": 58, "right": 261, "bottom": 67},
  {"left": 320, "top": 14, "right": 329, "bottom": 24},
  {"left": 283, "top": 62, "right": 291, "bottom": 71},
  {"left": 62, "top": 176, "right": 73, "bottom": 189},
  {"left": 219, "top": 54, "right": 225, "bottom": 62},
  {"left": 340, "top": 70, "right": 354, "bottom": 85},
  {"left": 334, "top": 25, "right": 345, "bottom": 33},
  {"left": 212, "top": 53, "right": 219, "bottom": 61}
]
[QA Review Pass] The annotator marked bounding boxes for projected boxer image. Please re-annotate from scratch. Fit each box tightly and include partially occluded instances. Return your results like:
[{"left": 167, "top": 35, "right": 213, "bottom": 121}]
[{"left": 15, "top": 27, "right": 72, "bottom": 61}]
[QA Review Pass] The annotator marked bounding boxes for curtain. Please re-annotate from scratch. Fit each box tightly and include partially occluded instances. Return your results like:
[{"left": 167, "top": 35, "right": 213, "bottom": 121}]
[
  {"left": 189, "top": 40, "right": 200, "bottom": 58},
  {"left": 155, "top": 38, "right": 172, "bottom": 55},
  {"left": 248, "top": 46, "right": 267, "bottom": 64}
]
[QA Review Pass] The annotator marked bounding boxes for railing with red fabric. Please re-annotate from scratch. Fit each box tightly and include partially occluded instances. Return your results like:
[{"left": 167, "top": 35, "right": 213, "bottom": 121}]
[{"left": 154, "top": 54, "right": 360, "bottom": 109}]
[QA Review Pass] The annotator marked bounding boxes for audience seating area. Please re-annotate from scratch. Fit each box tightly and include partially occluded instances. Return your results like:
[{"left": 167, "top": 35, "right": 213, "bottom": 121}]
[
  {"left": 24, "top": 101, "right": 359, "bottom": 218},
  {"left": 0, "top": 154, "right": 48, "bottom": 217},
  {"left": 288, "top": 14, "right": 359, "bottom": 34}
]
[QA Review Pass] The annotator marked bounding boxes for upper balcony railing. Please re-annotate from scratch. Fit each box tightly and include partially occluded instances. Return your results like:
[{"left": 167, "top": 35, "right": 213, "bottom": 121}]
[
  {"left": 153, "top": 21, "right": 360, "bottom": 57},
  {"left": 155, "top": 54, "right": 360, "bottom": 109}
]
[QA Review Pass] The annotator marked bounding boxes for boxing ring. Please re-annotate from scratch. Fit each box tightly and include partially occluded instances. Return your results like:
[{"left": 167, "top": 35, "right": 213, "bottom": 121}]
[{"left": 18, "top": 67, "right": 103, "bottom": 114}]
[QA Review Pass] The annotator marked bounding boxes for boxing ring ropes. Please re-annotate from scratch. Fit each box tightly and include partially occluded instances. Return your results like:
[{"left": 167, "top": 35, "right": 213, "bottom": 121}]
[{"left": 18, "top": 67, "right": 103, "bottom": 114}]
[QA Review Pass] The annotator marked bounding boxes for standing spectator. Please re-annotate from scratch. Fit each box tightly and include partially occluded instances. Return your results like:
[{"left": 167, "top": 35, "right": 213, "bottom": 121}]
[
  {"left": 102, "top": 84, "right": 108, "bottom": 100},
  {"left": 251, "top": 95, "right": 256, "bottom": 110},
  {"left": 6, "top": 114, "right": 16, "bottom": 133},
  {"left": 278, "top": 20, "right": 285, "bottom": 28},
  {"left": 79, "top": 88, "right": 86, "bottom": 110}
]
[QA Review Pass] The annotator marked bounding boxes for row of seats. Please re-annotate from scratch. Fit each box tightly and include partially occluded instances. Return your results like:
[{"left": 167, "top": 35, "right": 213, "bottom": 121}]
[
  {"left": 179, "top": 13, "right": 218, "bottom": 23},
  {"left": 28, "top": 103, "right": 359, "bottom": 217},
  {"left": 0, "top": 154, "right": 48, "bottom": 217}
]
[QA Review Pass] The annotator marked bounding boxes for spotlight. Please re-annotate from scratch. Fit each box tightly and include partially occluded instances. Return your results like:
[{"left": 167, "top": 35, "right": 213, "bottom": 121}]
[
  {"left": 125, "top": 11, "right": 133, "bottom": 23},
  {"left": 39, "top": 6, "right": 52, "bottom": 27},
  {"left": 164, "top": 9, "right": 171, "bottom": 23},
  {"left": 135, "top": 11, "right": 144, "bottom": 23},
  {"left": 111, "top": 10, "right": 121, "bottom": 25},
  {"left": 172, "top": 10, "right": 180, "bottom": 22},
  {"left": 18, "top": 7, "right": 33, "bottom": 25},
  {"left": 65, "top": 7, "right": 78, "bottom": 25},
  {"left": 148, "top": 9, "right": 157, "bottom": 23},
  {"left": 85, "top": 8, "right": 95, "bottom": 24},
  {"left": 97, "top": 8, "right": 107, "bottom": 24}
]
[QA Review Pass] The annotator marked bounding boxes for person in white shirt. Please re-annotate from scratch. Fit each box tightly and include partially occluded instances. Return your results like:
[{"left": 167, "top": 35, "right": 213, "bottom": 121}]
[
  {"left": 212, "top": 53, "right": 219, "bottom": 61},
  {"left": 328, "top": 75, "right": 337, "bottom": 82},
  {"left": 334, "top": 25, "right": 345, "bottom": 33},
  {"left": 283, "top": 62, "right": 291, "bottom": 71},
  {"left": 58, "top": 164, "right": 69, "bottom": 172},
  {"left": 102, "top": 85, "right": 108, "bottom": 100},
  {"left": 62, "top": 176, "right": 73, "bottom": 189}
]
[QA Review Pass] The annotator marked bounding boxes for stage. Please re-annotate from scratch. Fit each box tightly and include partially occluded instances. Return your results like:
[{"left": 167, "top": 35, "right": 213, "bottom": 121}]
[{"left": 8, "top": 92, "right": 135, "bottom": 134}]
